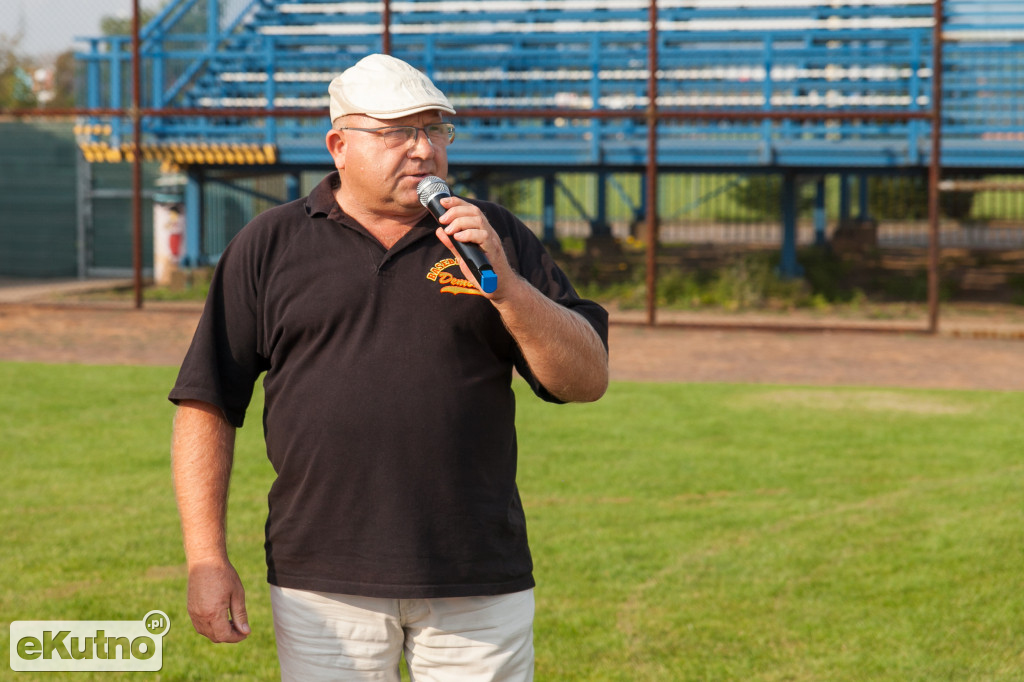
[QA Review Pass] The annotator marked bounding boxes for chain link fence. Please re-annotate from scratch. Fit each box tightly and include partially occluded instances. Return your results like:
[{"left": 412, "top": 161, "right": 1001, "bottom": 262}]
[{"left": 3, "top": 1, "right": 1024, "bottom": 318}]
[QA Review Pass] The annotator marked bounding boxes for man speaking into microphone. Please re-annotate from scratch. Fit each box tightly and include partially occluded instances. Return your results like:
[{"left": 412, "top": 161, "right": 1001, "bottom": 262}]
[{"left": 168, "top": 53, "right": 608, "bottom": 681}]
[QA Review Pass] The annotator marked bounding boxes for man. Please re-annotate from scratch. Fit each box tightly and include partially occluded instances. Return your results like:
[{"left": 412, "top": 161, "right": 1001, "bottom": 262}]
[{"left": 170, "top": 53, "right": 609, "bottom": 681}]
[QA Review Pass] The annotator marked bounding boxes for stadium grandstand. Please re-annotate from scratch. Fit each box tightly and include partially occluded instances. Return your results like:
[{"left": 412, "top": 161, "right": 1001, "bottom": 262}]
[{"left": 73, "top": 0, "right": 1024, "bottom": 274}]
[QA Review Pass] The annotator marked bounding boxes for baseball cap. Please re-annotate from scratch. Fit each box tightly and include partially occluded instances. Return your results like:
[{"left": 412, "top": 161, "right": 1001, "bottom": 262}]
[{"left": 329, "top": 54, "right": 456, "bottom": 122}]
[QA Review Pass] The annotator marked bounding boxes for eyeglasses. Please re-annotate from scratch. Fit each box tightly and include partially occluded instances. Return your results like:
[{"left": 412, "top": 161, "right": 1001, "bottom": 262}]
[{"left": 336, "top": 123, "right": 456, "bottom": 149}]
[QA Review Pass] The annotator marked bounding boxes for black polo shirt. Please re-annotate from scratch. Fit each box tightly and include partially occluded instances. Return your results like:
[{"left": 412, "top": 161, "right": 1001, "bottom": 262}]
[{"left": 169, "top": 172, "right": 609, "bottom": 598}]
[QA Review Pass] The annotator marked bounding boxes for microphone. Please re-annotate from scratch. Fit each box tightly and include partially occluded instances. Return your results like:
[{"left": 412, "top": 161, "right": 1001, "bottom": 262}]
[{"left": 417, "top": 175, "right": 498, "bottom": 294}]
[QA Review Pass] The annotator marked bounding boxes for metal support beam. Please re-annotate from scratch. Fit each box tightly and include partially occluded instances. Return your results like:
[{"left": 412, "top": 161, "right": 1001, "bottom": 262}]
[
  {"left": 184, "top": 168, "right": 204, "bottom": 267},
  {"left": 644, "top": 0, "right": 659, "bottom": 326},
  {"left": 591, "top": 171, "right": 611, "bottom": 238},
  {"left": 635, "top": 172, "right": 648, "bottom": 239},
  {"left": 131, "top": 0, "right": 143, "bottom": 308},
  {"left": 927, "top": 0, "right": 945, "bottom": 334},
  {"left": 858, "top": 173, "right": 870, "bottom": 221},
  {"left": 286, "top": 172, "right": 302, "bottom": 202},
  {"left": 554, "top": 176, "right": 594, "bottom": 225},
  {"left": 542, "top": 175, "right": 557, "bottom": 245},
  {"left": 779, "top": 172, "right": 803, "bottom": 279},
  {"left": 814, "top": 176, "right": 827, "bottom": 247},
  {"left": 76, "top": 148, "right": 92, "bottom": 279}
]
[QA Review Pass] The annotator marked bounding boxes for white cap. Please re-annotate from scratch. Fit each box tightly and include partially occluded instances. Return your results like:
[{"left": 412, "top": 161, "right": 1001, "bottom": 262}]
[{"left": 328, "top": 54, "right": 456, "bottom": 123}]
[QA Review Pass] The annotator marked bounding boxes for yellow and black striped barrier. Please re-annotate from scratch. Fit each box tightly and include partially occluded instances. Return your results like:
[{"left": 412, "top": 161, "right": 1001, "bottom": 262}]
[
  {"left": 73, "top": 124, "right": 114, "bottom": 137},
  {"left": 77, "top": 141, "right": 278, "bottom": 166}
]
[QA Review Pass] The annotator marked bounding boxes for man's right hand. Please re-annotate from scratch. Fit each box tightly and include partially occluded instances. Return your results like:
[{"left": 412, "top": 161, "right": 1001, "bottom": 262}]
[{"left": 186, "top": 559, "right": 251, "bottom": 643}]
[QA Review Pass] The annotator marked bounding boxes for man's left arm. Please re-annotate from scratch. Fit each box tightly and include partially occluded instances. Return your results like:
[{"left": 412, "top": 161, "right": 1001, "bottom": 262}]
[{"left": 434, "top": 195, "right": 609, "bottom": 403}]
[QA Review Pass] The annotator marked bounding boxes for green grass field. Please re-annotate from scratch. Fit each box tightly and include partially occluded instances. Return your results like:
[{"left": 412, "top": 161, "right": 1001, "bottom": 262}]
[{"left": 2, "top": 362, "right": 1023, "bottom": 680}]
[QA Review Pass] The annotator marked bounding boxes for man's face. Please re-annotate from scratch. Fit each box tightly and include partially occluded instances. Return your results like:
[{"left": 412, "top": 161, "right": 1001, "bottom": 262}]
[{"left": 328, "top": 110, "right": 450, "bottom": 220}]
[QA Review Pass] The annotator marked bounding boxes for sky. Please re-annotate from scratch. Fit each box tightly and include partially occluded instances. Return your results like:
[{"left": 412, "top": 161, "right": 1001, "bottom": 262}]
[{"left": 5, "top": 0, "right": 135, "bottom": 57}]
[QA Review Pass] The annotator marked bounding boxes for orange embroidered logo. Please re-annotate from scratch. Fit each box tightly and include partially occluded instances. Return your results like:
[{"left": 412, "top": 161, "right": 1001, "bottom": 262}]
[{"left": 426, "top": 258, "right": 485, "bottom": 296}]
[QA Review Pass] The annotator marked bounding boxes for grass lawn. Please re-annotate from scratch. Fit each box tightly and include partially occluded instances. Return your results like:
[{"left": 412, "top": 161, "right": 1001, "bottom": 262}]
[{"left": 2, "top": 363, "right": 1022, "bottom": 680}]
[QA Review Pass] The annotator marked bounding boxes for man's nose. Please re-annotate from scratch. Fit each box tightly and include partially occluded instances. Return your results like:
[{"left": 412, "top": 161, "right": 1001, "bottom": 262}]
[{"left": 407, "top": 128, "right": 437, "bottom": 157}]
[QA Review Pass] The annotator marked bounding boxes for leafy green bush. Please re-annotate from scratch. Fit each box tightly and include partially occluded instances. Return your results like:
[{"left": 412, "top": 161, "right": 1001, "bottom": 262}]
[{"left": 578, "top": 252, "right": 819, "bottom": 311}]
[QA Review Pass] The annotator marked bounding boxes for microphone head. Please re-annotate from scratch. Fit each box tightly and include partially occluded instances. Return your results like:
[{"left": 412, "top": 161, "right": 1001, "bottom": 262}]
[{"left": 417, "top": 175, "right": 450, "bottom": 207}]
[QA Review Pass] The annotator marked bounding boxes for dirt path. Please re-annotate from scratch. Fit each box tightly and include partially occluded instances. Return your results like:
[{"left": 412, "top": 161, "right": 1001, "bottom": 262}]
[
  {"left": 2, "top": 302, "right": 1023, "bottom": 391},
  {"left": 610, "top": 323, "right": 1024, "bottom": 390}
]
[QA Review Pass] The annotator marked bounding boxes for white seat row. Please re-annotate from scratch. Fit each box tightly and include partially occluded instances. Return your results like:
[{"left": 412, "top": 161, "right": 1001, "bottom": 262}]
[
  {"left": 276, "top": 0, "right": 933, "bottom": 14},
  {"left": 258, "top": 16, "right": 933, "bottom": 35},
  {"left": 217, "top": 66, "right": 932, "bottom": 85},
  {"left": 195, "top": 92, "right": 930, "bottom": 108}
]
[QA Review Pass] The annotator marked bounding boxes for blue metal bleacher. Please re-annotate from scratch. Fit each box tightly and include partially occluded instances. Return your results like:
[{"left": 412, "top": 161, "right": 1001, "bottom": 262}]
[
  {"left": 74, "top": 0, "right": 1024, "bottom": 264},
  {"left": 75, "top": 0, "right": 1024, "bottom": 169}
]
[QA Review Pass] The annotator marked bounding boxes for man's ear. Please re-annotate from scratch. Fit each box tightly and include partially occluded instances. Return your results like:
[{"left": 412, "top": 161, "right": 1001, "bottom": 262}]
[{"left": 325, "top": 128, "right": 346, "bottom": 169}]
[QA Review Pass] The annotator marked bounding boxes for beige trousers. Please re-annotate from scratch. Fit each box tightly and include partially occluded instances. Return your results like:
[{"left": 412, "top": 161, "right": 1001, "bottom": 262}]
[{"left": 270, "top": 585, "right": 535, "bottom": 682}]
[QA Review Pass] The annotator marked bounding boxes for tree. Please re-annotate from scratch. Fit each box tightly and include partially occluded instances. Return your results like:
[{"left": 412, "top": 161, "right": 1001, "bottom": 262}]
[
  {"left": 98, "top": 2, "right": 208, "bottom": 52},
  {"left": 48, "top": 50, "right": 77, "bottom": 109},
  {"left": 0, "top": 28, "right": 38, "bottom": 109},
  {"left": 100, "top": 10, "right": 158, "bottom": 38}
]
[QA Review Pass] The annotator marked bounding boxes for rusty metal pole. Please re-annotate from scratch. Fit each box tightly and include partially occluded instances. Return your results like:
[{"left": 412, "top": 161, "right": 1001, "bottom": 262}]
[
  {"left": 382, "top": 0, "right": 392, "bottom": 55},
  {"left": 645, "top": 0, "right": 659, "bottom": 326},
  {"left": 131, "top": 0, "right": 144, "bottom": 309},
  {"left": 927, "top": 0, "right": 944, "bottom": 333}
]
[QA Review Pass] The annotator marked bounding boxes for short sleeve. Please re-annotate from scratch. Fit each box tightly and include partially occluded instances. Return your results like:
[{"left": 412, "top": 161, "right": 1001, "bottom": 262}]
[{"left": 168, "top": 226, "right": 270, "bottom": 427}]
